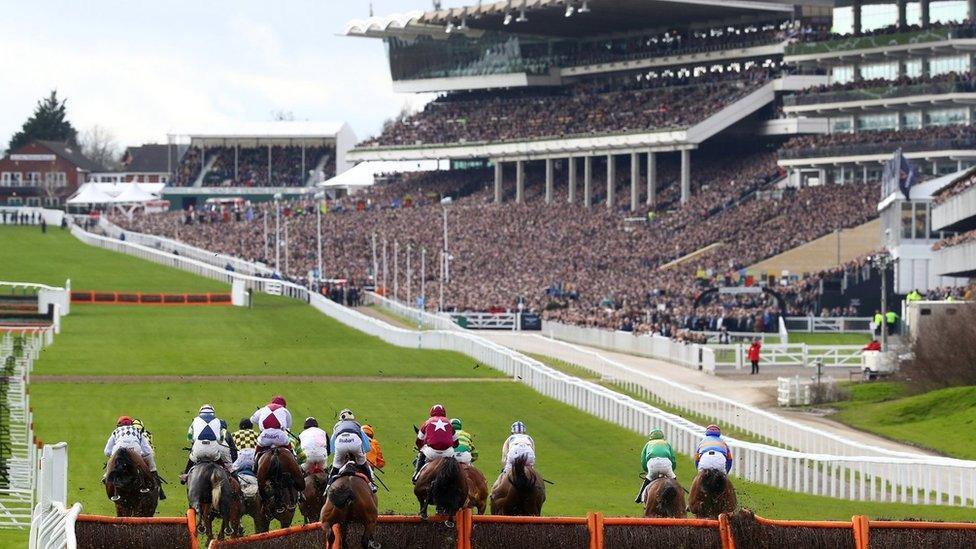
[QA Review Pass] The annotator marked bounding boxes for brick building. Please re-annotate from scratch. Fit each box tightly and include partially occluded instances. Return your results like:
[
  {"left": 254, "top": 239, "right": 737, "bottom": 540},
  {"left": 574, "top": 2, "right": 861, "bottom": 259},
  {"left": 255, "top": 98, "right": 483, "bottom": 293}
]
[{"left": 0, "top": 141, "right": 105, "bottom": 207}]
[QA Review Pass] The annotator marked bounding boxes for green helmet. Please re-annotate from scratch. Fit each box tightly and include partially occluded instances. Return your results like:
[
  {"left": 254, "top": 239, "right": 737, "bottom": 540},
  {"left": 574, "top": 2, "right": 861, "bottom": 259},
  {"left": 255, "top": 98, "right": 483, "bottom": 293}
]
[
  {"left": 450, "top": 418, "right": 462, "bottom": 430},
  {"left": 648, "top": 429, "right": 664, "bottom": 440}
]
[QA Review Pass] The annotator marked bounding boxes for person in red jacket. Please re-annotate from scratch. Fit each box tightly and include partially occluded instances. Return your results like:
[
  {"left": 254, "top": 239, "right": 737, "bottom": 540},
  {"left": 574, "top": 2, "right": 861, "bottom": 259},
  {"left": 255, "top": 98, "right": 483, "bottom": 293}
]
[
  {"left": 412, "top": 404, "right": 458, "bottom": 483},
  {"left": 862, "top": 339, "right": 882, "bottom": 352},
  {"left": 748, "top": 338, "right": 762, "bottom": 375}
]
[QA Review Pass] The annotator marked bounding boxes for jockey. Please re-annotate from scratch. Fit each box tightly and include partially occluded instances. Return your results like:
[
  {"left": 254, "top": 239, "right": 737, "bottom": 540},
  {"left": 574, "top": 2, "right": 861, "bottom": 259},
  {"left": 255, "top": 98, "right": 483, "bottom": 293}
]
[
  {"left": 130, "top": 419, "right": 165, "bottom": 500},
  {"left": 413, "top": 404, "right": 458, "bottom": 482},
  {"left": 299, "top": 417, "right": 331, "bottom": 474},
  {"left": 181, "top": 404, "right": 238, "bottom": 483},
  {"left": 250, "top": 395, "right": 294, "bottom": 456},
  {"left": 231, "top": 418, "right": 259, "bottom": 476},
  {"left": 103, "top": 416, "right": 162, "bottom": 497},
  {"left": 500, "top": 421, "right": 535, "bottom": 473},
  {"left": 695, "top": 425, "right": 733, "bottom": 474},
  {"left": 362, "top": 424, "right": 385, "bottom": 470},
  {"left": 451, "top": 418, "right": 477, "bottom": 464},
  {"left": 634, "top": 429, "right": 677, "bottom": 503},
  {"left": 327, "top": 409, "right": 375, "bottom": 492}
]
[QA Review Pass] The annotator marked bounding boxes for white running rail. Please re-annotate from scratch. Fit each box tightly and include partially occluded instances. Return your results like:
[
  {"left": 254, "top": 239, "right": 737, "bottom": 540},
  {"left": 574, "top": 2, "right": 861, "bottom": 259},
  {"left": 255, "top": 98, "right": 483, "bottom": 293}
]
[
  {"left": 68, "top": 221, "right": 976, "bottom": 507},
  {"left": 29, "top": 444, "right": 77, "bottom": 549}
]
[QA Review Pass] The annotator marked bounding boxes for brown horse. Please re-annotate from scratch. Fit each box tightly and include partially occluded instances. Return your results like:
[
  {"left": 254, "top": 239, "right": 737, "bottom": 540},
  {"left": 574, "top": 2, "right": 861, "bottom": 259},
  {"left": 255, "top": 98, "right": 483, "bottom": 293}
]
[
  {"left": 255, "top": 447, "right": 304, "bottom": 532},
  {"left": 460, "top": 464, "right": 488, "bottom": 515},
  {"left": 187, "top": 461, "right": 244, "bottom": 542},
  {"left": 414, "top": 456, "right": 468, "bottom": 521},
  {"left": 321, "top": 462, "right": 379, "bottom": 549},
  {"left": 299, "top": 470, "right": 328, "bottom": 525},
  {"left": 688, "top": 468, "right": 737, "bottom": 519},
  {"left": 643, "top": 475, "right": 687, "bottom": 518},
  {"left": 489, "top": 456, "right": 545, "bottom": 516},
  {"left": 104, "top": 448, "right": 158, "bottom": 517}
]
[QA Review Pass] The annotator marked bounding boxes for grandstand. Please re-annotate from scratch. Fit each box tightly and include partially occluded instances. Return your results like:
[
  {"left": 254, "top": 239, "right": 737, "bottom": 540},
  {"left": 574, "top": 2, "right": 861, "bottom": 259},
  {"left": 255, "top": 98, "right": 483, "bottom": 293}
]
[{"left": 162, "top": 122, "right": 357, "bottom": 210}]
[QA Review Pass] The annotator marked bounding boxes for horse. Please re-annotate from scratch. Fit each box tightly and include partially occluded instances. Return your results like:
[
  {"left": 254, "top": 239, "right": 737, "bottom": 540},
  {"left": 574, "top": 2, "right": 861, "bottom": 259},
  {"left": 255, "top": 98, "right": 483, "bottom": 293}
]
[
  {"left": 186, "top": 461, "right": 244, "bottom": 542},
  {"left": 104, "top": 448, "right": 158, "bottom": 517},
  {"left": 321, "top": 462, "right": 379, "bottom": 549},
  {"left": 299, "top": 470, "right": 328, "bottom": 525},
  {"left": 489, "top": 455, "right": 545, "bottom": 516},
  {"left": 236, "top": 471, "right": 262, "bottom": 534},
  {"left": 688, "top": 468, "right": 737, "bottom": 519},
  {"left": 254, "top": 447, "right": 303, "bottom": 532},
  {"left": 414, "top": 456, "right": 468, "bottom": 521},
  {"left": 460, "top": 464, "right": 488, "bottom": 515},
  {"left": 642, "top": 475, "right": 686, "bottom": 518}
]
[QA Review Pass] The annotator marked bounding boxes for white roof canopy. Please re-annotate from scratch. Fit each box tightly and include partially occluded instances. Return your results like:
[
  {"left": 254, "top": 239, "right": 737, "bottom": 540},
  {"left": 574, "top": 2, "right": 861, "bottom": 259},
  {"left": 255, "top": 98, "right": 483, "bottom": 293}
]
[
  {"left": 67, "top": 183, "right": 161, "bottom": 205},
  {"left": 318, "top": 160, "right": 439, "bottom": 190}
]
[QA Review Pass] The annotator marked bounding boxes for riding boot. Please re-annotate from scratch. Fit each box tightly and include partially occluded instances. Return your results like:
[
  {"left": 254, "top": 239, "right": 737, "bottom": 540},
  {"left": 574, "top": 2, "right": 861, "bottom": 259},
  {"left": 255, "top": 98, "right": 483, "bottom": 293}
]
[
  {"left": 412, "top": 453, "right": 426, "bottom": 484},
  {"left": 358, "top": 463, "right": 377, "bottom": 493},
  {"left": 634, "top": 478, "right": 651, "bottom": 504},
  {"left": 323, "top": 466, "right": 339, "bottom": 494},
  {"left": 154, "top": 471, "right": 167, "bottom": 500}
]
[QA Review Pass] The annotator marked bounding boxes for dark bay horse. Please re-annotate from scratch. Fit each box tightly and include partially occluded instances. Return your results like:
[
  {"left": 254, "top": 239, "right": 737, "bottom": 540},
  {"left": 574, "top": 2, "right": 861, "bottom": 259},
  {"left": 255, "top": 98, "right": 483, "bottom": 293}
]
[
  {"left": 299, "top": 470, "right": 328, "bottom": 525},
  {"left": 643, "top": 475, "right": 687, "bottom": 518},
  {"left": 104, "top": 448, "right": 158, "bottom": 517},
  {"left": 688, "top": 468, "right": 737, "bottom": 519},
  {"left": 489, "top": 456, "right": 545, "bottom": 516},
  {"left": 255, "top": 447, "right": 303, "bottom": 532},
  {"left": 321, "top": 463, "right": 379, "bottom": 549},
  {"left": 414, "top": 457, "right": 468, "bottom": 521},
  {"left": 460, "top": 464, "right": 488, "bottom": 515},
  {"left": 187, "top": 461, "right": 244, "bottom": 542}
]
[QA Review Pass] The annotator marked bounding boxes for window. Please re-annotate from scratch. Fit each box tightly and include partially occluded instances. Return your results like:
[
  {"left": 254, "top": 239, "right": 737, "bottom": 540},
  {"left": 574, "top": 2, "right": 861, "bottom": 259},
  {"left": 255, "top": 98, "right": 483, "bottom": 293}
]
[
  {"left": 929, "top": 1, "right": 968, "bottom": 24},
  {"left": 902, "top": 111, "right": 922, "bottom": 130},
  {"left": 926, "top": 108, "right": 967, "bottom": 127},
  {"left": 6, "top": 197, "right": 22, "bottom": 206},
  {"left": 914, "top": 202, "right": 929, "bottom": 240},
  {"left": 861, "top": 62, "right": 899, "bottom": 81},
  {"left": 0, "top": 172, "right": 14, "bottom": 187},
  {"left": 44, "top": 172, "right": 67, "bottom": 188},
  {"left": 857, "top": 113, "right": 898, "bottom": 131},
  {"left": 25, "top": 197, "right": 41, "bottom": 207},
  {"left": 901, "top": 202, "right": 913, "bottom": 239},
  {"left": 43, "top": 197, "right": 60, "bottom": 207},
  {"left": 831, "top": 117, "right": 853, "bottom": 133},
  {"left": 929, "top": 55, "right": 970, "bottom": 76},
  {"left": 831, "top": 66, "right": 855, "bottom": 85},
  {"left": 904, "top": 59, "right": 922, "bottom": 78},
  {"left": 25, "top": 172, "right": 41, "bottom": 187}
]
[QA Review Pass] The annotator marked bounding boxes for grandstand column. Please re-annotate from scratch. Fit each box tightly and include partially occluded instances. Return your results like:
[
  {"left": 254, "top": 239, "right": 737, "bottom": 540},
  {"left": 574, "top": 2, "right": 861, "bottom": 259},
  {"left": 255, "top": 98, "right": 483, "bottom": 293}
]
[
  {"left": 516, "top": 160, "right": 525, "bottom": 204},
  {"left": 897, "top": 0, "right": 907, "bottom": 31},
  {"left": 301, "top": 143, "right": 306, "bottom": 180},
  {"left": 267, "top": 145, "right": 272, "bottom": 184},
  {"left": 630, "top": 152, "right": 639, "bottom": 212},
  {"left": 494, "top": 160, "right": 503, "bottom": 204},
  {"left": 852, "top": 0, "right": 862, "bottom": 36},
  {"left": 921, "top": 0, "right": 930, "bottom": 27},
  {"left": 545, "top": 158, "right": 554, "bottom": 205},
  {"left": 606, "top": 154, "right": 616, "bottom": 210},
  {"left": 234, "top": 145, "right": 239, "bottom": 181},
  {"left": 971, "top": 0, "right": 976, "bottom": 20},
  {"left": 646, "top": 151, "right": 657, "bottom": 207},
  {"left": 680, "top": 149, "right": 691, "bottom": 204},
  {"left": 567, "top": 157, "right": 577, "bottom": 204},
  {"left": 584, "top": 156, "right": 593, "bottom": 208}
]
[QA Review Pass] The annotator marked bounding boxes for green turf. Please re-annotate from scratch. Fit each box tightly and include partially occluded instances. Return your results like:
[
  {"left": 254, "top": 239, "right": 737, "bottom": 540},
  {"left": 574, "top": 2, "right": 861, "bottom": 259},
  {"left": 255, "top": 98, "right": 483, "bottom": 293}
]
[
  {"left": 787, "top": 332, "right": 872, "bottom": 345},
  {"left": 0, "top": 528, "right": 27, "bottom": 547},
  {"left": 831, "top": 384, "right": 976, "bottom": 460},
  {"left": 0, "top": 226, "right": 226, "bottom": 292}
]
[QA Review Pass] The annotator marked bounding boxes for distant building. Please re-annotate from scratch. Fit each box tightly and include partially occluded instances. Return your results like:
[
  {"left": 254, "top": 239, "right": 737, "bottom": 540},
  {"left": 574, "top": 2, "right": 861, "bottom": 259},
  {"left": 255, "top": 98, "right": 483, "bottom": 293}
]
[
  {"left": 88, "top": 144, "right": 181, "bottom": 185},
  {"left": 0, "top": 140, "right": 105, "bottom": 207}
]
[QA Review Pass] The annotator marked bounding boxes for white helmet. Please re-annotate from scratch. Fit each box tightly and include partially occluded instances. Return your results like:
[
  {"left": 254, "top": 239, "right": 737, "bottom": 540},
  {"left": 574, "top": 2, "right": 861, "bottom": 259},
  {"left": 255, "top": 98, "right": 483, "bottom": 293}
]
[
  {"left": 339, "top": 408, "right": 355, "bottom": 421},
  {"left": 511, "top": 421, "right": 526, "bottom": 434}
]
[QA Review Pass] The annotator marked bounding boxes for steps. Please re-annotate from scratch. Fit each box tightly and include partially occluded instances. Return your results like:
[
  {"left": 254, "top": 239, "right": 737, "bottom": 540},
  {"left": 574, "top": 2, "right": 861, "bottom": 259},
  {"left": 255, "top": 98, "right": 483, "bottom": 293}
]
[
  {"left": 305, "top": 154, "right": 332, "bottom": 186},
  {"left": 192, "top": 155, "right": 220, "bottom": 188},
  {"left": 749, "top": 218, "right": 880, "bottom": 275}
]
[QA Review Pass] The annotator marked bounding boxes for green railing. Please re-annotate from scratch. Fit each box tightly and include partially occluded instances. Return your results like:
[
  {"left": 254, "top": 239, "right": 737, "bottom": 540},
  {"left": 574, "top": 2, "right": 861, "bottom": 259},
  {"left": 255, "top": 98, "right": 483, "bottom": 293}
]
[{"left": 786, "top": 27, "right": 961, "bottom": 56}]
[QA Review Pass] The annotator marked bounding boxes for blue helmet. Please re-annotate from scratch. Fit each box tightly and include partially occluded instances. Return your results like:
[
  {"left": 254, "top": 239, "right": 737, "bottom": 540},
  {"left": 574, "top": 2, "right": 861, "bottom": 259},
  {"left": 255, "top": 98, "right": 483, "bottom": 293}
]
[{"left": 510, "top": 421, "right": 526, "bottom": 434}]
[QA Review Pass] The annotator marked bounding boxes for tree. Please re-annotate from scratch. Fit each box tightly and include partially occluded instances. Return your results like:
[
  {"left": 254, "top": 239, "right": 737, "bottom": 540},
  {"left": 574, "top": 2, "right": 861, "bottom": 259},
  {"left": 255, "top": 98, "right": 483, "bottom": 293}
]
[
  {"left": 271, "top": 110, "right": 295, "bottom": 121},
  {"left": 80, "top": 125, "right": 121, "bottom": 170},
  {"left": 8, "top": 90, "right": 79, "bottom": 151}
]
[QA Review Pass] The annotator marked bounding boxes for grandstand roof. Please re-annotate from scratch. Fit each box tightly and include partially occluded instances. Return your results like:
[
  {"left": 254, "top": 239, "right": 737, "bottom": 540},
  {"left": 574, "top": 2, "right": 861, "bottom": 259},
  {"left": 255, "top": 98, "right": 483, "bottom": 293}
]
[
  {"left": 175, "top": 122, "right": 348, "bottom": 145},
  {"left": 346, "top": 0, "right": 797, "bottom": 39}
]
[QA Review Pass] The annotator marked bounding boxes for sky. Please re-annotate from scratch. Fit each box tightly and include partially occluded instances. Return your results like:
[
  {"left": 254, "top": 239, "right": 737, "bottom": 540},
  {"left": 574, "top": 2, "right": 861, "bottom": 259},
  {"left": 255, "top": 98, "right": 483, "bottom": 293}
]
[{"left": 0, "top": 0, "right": 473, "bottom": 152}]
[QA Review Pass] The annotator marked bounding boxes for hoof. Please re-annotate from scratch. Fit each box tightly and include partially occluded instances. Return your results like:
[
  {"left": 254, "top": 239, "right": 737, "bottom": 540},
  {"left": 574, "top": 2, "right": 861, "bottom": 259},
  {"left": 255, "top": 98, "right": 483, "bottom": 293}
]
[{"left": 368, "top": 541, "right": 382, "bottom": 549}]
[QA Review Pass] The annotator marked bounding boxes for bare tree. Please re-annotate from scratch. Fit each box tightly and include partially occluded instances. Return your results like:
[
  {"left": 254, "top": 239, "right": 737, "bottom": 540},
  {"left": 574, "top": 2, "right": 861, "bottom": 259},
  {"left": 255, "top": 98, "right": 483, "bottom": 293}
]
[
  {"left": 80, "top": 125, "right": 121, "bottom": 170},
  {"left": 901, "top": 304, "right": 976, "bottom": 391},
  {"left": 272, "top": 110, "right": 295, "bottom": 121}
]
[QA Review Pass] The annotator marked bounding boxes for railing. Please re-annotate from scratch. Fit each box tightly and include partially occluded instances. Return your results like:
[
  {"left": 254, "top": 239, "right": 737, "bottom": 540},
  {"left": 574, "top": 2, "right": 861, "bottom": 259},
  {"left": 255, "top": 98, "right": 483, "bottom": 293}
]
[
  {"left": 784, "top": 316, "right": 873, "bottom": 333},
  {"left": 778, "top": 137, "right": 976, "bottom": 160},
  {"left": 67, "top": 222, "right": 976, "bottom": 506},
  {"left": 448, "top": 311, "right": 517, "bottom": 330},
  {"left": 784, "top": 81, "right": 976, "bottom": 107},
  {"left": 28, "top": 444, "right": 73, "bottom": 549},
  {"left": 364, "top": 291, "right": 462, "bottom": 331},
  {"left": 0, "top": 280, "right": 71, "bottom": 318},
  {"left": 542, "top": 321, "right": 715, "bottom": 372},
  {"left": 710, "top": 343, "right": 866, "bottom": 370}
]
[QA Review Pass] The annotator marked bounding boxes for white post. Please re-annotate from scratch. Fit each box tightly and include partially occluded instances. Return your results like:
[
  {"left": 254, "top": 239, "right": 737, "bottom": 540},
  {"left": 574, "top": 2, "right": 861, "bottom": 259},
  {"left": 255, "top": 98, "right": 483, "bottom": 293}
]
[
  {"left": 567, "top": 156, "right": 576, "bottom": 204},
  {"left": 606, "top": 154, "right": 615, "bottom": 209},
  {"left": 274, "top": 200, "right": 280, "bottom": 270},
  {"left": 406, "top": 243, "right": 412, "bottom": 305},
  {"left": 421, "top": 247, "right": 426, "bottom": 309},
  {"left": 316, "top": 200, "right": 323, "bottom": 281},
  {"left": 630, "top": 152, "right": 639, "bottom": 212},
  {"left": 439, "top": 251, "right": 445, "bottom": 312},
  {"left": 263, "top": 208, "right": 269, "bottom": 261},
  {"left": 681, "top": 149, "right": 691, "bottom": 204},
  {"left": 394, "top": 240, "right": 399, "bottom": 301},
  {"left": 494, "top": 160, "right": 503, "bottom": 204},
  {"left": 583, "top": 156, "right": 592, "bottom": 208},
  {"left": 371, "top": 233, "right": 378, "bottom": 287},
  {"left": 647, "top": 150, "right": 656, "bottom": 207},
  {"left": 442, "top": 207, "right": 449, "bottom": 282},
  {"left": 545, "top": 158, "right": 553, "bottom": 205},
  {"left": 284, "top": 215, "right": 289, "bottom": 274},
  {"left": 516, "top": 160, "right": 525, "bottom": 204},
  {"left": 382, "top": 238, "right": 388, "bottom": 294}
]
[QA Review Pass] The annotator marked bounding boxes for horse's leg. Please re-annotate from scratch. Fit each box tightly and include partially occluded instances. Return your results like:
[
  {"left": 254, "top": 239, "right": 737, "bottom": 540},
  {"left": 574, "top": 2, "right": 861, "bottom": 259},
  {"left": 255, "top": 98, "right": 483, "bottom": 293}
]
[
  {"left": 326, "top": 521, "right": 335, "bottom": 548},
  {"left": 363, "top": 519, "right": 378, "bottom": 549}
]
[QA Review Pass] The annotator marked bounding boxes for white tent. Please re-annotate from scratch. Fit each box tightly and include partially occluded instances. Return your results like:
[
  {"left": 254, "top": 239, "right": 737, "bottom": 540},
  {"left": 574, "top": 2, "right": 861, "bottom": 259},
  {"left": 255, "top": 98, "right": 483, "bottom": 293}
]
[
  {"left": 318, "top": 160, "right": 439, "bottom": 190},
  {"left": 113, "top": 184, "right": 158, "bottom": 203},
  {"left": 66, "top": 184, "right": 116, "bottom": 205}
]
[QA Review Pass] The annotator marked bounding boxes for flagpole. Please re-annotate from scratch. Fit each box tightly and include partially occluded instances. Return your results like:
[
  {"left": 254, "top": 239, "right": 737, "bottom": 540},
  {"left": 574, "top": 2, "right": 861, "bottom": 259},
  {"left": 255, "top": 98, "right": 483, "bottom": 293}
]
[
  {"left": 406, "top": 243, "right": 412, "bottom": 305},
  {"left": 263, "top": 208, "right": 269, "bottom": 263},
  {"left": 421, "top": 248, "right": 426, "bottom": 310},
  {"left": 274, "top": 196, "right": 281, "bottom": 272},
  {"left": 371, "top": 233, "right": 378, "bottom": 288},
  {"left": 316, "top": 198, "right": 323, "bottom": 282},
  {"left": 382, "top": 238, "right": 388, "bottom": 296},
  {"left": 284, "top": 214, "right": 290, "bottom": 275},
  {"left": 394, "top": 240, "right": 399, "bottom": 302}
]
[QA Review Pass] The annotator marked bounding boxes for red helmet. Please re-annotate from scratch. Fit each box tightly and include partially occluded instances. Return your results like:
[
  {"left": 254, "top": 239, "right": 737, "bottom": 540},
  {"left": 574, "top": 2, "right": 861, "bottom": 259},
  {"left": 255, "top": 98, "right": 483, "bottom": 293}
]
[
  {"left": 117, "top": 416, "right": 133, "bottom": 426},
  {"left": 429, "top": 404, "right": 446, "bottom": 417},
  {"left": 271, "top": 395, "right": 286, "bottom": 407},
  {"left": 705, "top": 424, "right": 721, "bottom": 436}
]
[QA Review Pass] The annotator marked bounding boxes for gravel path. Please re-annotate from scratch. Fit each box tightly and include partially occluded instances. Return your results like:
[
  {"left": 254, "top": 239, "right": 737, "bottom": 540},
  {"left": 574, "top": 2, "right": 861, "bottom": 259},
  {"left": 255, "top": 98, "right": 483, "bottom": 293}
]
[{"left": 33, "top": 375, "right": 512, "bottom": 384}]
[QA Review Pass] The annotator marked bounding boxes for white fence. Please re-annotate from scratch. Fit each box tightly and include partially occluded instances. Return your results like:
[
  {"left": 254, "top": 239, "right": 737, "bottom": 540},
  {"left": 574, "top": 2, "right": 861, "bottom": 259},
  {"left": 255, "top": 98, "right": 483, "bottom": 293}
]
[
  {"left": 784, "top": 316, "right": 873, "bottom": 333},
  {"left": 363, "top": 292, "right": 461, "bottom": 332},
  {"left": 1, "top": 280, "right": 71, "bottom": 318},
  {"left": 28, "top": 444, "right": 78, "bottom": 549},
  {"left": 542, "top": 321, "right": 715, "bottom": 372},
  {"left": 448, "top": 311, "right": 517, "bottom": 330},
  {"left": 711, "top": 343, "right": 866, "bottom": 370},
  {"left": 67, "top": 221, "right": 976, "bottom": 507}
]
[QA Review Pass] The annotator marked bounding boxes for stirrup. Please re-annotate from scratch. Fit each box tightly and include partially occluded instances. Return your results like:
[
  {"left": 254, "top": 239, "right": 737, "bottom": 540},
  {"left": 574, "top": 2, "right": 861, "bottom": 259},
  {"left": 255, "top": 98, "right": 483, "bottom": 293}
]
[
  {"left": 110, "top": 495, "right": 121, "bottom": 501},
  {"left": 139, "top": 488, "right": 150, "bottom": 493}
]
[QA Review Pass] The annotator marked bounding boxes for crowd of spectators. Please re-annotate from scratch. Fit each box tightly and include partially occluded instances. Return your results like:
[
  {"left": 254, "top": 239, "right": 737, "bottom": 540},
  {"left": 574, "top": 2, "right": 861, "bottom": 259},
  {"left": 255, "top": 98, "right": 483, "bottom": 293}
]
[
  {"left": 780, "top": 125, "right": 976, "bottom": 158},
  {"left": 933, "top": 167, "right": 976, "bottom": 206},
  {"left": 364, "top": 67, "right": 776, "bottom": 147},
  {"left": 172, "top": 145, "right": 334, "bottom": 187},
  {"left": 788, "top": 71, "right": 976, "bottom": 102},
  {"left": 794, "top": 18, "right": 976, "bottom": 44},
  {"left": 932, "top": 227, "right": 976, "bottom": 251},
  {"left": 116, "top": 147, "right": 880, "bottom": 337}
]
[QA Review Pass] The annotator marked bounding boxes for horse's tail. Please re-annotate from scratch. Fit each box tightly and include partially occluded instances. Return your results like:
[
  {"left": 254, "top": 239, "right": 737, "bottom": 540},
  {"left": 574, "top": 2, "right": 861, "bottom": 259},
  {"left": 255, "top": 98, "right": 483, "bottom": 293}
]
[
  {"left": 107, "top": 449, "right": 133, "bottom": 488},
  {"left": 702, "top": 469, "right": 727, "bottom": 495},
  {"left": 327, "top": 483, "right": 355, "bottom": 509},
  {"left": 511, "top": 455, "right": 534, "bottom": 494},
  {"left": 431, "top": 457, "right": 465, "bottom": 513},
  {"left": 658, "top": 482, "right": 678, "bottom": 510},
  {"left": 210, "top": 466, "right": 231, "bottom": 518}
]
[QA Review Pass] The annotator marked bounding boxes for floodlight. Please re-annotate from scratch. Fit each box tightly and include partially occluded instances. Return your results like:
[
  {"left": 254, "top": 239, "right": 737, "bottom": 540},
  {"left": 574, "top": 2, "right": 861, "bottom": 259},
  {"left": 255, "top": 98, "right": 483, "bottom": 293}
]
[
  {"left": 516, "top": 7, "right": 528, "bottom": 22},
  {"left": 579, "top": 0, "right": 590, "bottom": 13},
  {"left": 565, "top": 4, "right": 575, "bottom": 17},
  {"left": 458, "top": 15, "right": 469, "bottom": 30},
  {"left": 503, "top": 11, "right": 513, "bottom": 25},
  {"left": 445, "top": 20, "right": 455, "bottom": 33}
]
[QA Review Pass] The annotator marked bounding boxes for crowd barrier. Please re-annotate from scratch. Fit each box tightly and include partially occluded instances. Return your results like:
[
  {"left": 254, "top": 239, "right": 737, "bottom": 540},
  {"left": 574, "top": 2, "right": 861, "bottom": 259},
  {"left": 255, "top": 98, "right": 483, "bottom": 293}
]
[
  {"left": 65, "top": 221, "right": 976, "bottom": 507},
  {"left": 71, "top": 291, "right": 232, "bottom": 306},
  {"left": 710, "top": 342, "right": 865, "bottom": 370}
]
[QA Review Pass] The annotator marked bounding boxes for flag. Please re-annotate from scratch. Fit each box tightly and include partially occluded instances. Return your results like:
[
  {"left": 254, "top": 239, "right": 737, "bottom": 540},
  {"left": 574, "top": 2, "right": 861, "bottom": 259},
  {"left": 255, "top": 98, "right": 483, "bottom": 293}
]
[
  {"left": 319, "top": 201, "right": 328, "bottom": 215},
  {"left": 898, "top": 152, "right": 917, "bottom": 200}
]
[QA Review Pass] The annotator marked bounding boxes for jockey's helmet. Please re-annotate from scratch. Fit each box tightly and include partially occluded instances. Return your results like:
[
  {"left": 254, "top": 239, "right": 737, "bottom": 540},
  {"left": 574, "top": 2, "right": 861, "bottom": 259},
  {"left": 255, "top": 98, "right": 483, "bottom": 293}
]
[
  {"left": 648, "top": 429, "right": 664, "bottom": 440},
  {"left": 705, "top": 424, "right": 721, "bottom": 436},
  {"left": 362, "top": 424, "right": 375, "bottom": 438},
  {"left": 304, "top": 417, "right": 318, "bottom": 429},
  {"left": 450, "top": 418, "right": 462, "bottom": 430},
  {"left": 511, "top": 421, "right": 526, "bottom": 434},
  {"left": 429, "top": 404, "right": 446, "bottom": 417},
  {"left": 116, "top": 416, "right": 133, "bottom": 426},
  {"left": 131, "top": 419, "right": 145, "bottom": 432},
  {"left": 339, "top": 409, "right": 355, "bottom": 421},
  {"left": 199, "top": 404, "right": 215, "bottom": 419},
  {"left": 271, "top": 395, "right": 287, "bottom": 407},
  {"left": 239, "top": 418, "right": 253, "bottom": 430}
]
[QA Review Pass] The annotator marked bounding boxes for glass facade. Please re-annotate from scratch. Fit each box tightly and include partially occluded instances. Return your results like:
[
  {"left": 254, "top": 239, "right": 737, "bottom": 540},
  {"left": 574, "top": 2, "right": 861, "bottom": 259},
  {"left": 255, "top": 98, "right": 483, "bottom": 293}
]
[
  {"left": 930, "top": 54, "right": 971, "bottom": 75},
  {"left": 386, "top": 33, "right": 556, "bottom": 80},
  {"left": 926, "top": 107, "right": 968, "bottom": 126},
  {"left": 856, "top": 112, "right": 899, "bottom": 131},
  {"left": 832, "top": 1, "right": 967, "bottom": 34}
]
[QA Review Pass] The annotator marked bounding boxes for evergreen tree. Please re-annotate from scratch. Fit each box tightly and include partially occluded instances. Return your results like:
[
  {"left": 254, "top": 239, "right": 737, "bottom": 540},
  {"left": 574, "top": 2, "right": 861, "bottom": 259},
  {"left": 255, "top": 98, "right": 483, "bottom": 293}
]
[{"left": 8, "top": 90, "right": 79, "bottom": 150}]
